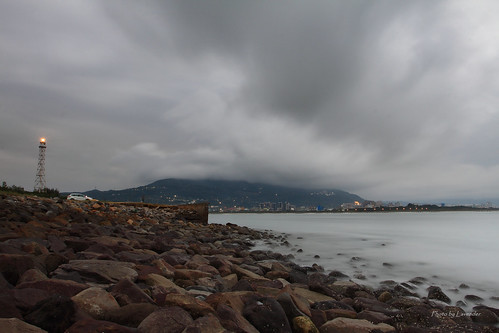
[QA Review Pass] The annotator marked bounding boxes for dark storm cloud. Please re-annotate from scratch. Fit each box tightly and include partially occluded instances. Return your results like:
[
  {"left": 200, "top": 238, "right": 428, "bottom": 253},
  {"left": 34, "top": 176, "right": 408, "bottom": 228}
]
[{"left": 1, "top": 0, "right": 499, "bottom": 201}]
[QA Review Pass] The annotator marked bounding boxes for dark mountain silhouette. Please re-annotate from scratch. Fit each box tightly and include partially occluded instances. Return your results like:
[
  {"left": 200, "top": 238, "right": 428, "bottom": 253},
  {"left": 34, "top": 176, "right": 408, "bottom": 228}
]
[{"left": 84, "top": 178, "right": 364, "bottom": 209}]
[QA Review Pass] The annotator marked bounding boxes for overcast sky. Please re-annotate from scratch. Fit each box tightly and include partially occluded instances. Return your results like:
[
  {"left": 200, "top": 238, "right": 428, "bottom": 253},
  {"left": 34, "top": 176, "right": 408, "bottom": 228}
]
[{"left": 1, "top": 1, "right": 499, "bottom": 202}]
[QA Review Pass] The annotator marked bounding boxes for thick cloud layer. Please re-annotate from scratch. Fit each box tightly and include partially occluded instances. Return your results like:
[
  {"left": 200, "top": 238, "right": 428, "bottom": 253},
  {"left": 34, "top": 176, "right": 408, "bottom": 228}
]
[{"left": 1, "top": 0, "right": 498, "bottom": 202}]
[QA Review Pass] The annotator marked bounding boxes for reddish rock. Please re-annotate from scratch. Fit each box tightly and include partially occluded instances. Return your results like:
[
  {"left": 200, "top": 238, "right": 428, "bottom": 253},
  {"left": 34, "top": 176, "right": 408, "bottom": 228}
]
[{"left": 138, "top": 306, "right": 194, "bottom": 333}]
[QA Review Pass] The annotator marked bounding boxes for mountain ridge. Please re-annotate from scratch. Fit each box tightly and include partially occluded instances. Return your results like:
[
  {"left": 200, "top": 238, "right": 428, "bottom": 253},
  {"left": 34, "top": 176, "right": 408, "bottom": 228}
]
[{"left": 83, "top": 178, "right": 364, "bottom": 210}]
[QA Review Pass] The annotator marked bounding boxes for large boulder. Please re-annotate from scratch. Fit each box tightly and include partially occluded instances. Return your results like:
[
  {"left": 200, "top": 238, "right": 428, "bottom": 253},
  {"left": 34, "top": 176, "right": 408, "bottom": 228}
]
[{"left": 71, "top": 287, "right": 120, "bottom": 319}]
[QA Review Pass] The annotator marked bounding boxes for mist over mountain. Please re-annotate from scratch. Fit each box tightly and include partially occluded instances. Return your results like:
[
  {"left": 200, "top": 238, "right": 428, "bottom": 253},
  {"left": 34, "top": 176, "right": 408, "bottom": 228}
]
[{"left": 84, "top": 178, "right": 364, "bottom": 209}]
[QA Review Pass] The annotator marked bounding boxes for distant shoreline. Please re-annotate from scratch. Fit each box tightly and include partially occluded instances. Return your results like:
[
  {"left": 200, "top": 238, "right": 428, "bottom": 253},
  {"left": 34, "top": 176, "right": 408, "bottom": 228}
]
[{"left": 211, "top": 206, "right": 499, "bottom": 214}]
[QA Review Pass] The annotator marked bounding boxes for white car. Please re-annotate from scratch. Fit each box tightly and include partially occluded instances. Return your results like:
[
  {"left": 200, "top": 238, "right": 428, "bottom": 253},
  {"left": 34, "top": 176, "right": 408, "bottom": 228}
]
[{"left": 67, "top": 193, "right": 93, "bottom": 201}]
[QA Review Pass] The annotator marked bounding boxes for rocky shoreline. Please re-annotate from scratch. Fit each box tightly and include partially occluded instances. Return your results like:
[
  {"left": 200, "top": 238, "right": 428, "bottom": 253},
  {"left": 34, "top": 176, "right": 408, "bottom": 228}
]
[{"left": 0, "top": 194, "right": 497, "bottom": 332}]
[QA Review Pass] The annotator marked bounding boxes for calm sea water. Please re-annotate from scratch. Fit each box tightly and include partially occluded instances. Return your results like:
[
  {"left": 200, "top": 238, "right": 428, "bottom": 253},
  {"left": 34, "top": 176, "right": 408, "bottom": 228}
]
[{"left": 210, "top": 212, "right": 499, "bottom": 309}]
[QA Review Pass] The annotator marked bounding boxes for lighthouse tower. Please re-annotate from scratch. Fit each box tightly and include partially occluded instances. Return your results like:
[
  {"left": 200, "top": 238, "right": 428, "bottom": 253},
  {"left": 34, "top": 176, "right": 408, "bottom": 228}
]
[{"left": 34, "top": 137, "right": 47, "bottom": 192}]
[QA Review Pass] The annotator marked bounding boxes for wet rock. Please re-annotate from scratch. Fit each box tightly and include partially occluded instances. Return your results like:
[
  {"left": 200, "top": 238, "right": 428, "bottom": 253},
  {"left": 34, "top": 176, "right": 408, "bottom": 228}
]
[
  {"left": 138, "top": 306, "right": 194, "bottom": 333},
  {"left": 71, "top": 286, "right": 120, "bottom": 319},
  {"left": 24, "top": 295, "right": 76, "bottom": 333},
  {"left": 464, "top": 294, "right": 484, "bottom": 303},
  {"left": 319, "top": 317, "right": 395, "bottom": 333},
  {"left": 352, "top": 297, "right": 399, "bottom": 316},
  {"left": 408, "top": 277, "right": 427, "bottom": 285},
  {"left": 289, "top": 269, "right": 308, "bottom": 284},
  {"left": 0, "top": 318, "right": 48, "bottom": 333},
  {"left": 388, "top": 296, "right": 424, "bottom": 309},
  {"left": 427, "top": 286, "right": 451, "bottom": 304},
  {"left": 243, "top": 296, "right": 291, "bottom": 333},
  {"left": 378, "top": 291, "right": 393, "bottom": 303},
  {"left": 471, "top": 307, "right": 498, "bottom": 325}
]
